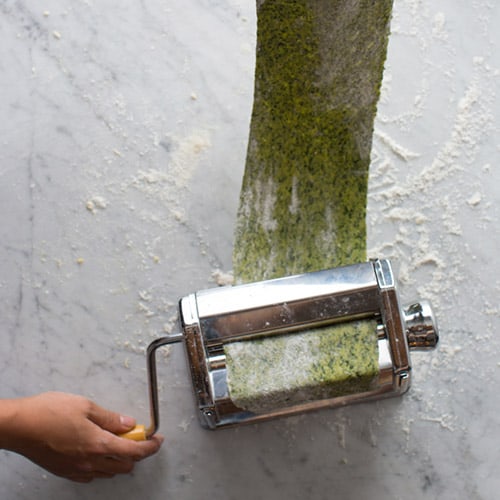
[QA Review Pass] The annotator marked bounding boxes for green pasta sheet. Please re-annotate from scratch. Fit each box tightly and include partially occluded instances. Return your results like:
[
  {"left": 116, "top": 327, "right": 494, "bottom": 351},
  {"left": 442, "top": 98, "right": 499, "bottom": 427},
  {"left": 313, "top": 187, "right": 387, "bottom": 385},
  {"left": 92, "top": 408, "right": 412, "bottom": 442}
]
[
  {"left": 234, "top": 0, "right": 393, "bottom": 281},
  {"left": 227, "top": 0, "right": 393, "bottom": 412},
  {"left": 225, "top": 319, "right": 379, "bottom": 413}
]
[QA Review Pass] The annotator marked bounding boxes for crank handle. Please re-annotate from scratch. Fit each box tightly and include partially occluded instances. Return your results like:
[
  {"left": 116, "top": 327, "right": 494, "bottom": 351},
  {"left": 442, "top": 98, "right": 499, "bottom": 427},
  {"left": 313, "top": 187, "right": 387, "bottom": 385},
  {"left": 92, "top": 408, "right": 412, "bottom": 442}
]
[{"left": 118, "top": 333, "right": 184, "bottom": 440}]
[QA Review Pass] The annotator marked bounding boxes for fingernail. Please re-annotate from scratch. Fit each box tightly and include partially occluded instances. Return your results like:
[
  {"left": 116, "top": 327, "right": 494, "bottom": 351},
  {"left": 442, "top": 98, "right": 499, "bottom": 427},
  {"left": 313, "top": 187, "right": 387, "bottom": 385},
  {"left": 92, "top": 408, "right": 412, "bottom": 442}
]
[{"left": 120, "top": 415, "right": 136, "bottom": 427}]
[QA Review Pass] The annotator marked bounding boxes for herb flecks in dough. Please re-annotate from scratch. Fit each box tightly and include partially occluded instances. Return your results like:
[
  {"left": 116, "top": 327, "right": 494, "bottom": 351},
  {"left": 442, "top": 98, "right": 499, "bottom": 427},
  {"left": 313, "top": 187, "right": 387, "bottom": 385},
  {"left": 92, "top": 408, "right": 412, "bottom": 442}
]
[{"left": 227, "top": 0, "right": 393, "bottom": 411}]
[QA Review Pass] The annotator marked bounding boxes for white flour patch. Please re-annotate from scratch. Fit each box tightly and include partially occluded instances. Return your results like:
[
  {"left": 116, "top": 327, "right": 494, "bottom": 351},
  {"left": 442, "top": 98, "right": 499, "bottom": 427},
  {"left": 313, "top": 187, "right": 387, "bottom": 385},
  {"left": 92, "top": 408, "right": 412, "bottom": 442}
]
[{"left": 86, "top": 195, "right": 108, "bottom": 213}]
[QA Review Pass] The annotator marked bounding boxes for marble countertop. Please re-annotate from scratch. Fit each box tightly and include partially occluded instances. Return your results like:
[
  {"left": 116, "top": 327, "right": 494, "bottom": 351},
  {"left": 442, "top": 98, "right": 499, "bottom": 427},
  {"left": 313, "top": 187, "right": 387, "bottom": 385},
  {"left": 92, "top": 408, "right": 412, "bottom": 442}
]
[{"left": 1, "top": 1, "right": 499, "bottom": 499}]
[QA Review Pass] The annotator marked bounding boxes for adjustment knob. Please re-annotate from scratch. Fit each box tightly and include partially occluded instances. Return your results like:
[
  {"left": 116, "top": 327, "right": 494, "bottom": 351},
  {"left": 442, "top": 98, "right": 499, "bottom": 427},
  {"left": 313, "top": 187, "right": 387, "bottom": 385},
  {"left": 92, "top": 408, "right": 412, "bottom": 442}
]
[{"left": 403, "top": 300, "right": 439, "bottom": 350}]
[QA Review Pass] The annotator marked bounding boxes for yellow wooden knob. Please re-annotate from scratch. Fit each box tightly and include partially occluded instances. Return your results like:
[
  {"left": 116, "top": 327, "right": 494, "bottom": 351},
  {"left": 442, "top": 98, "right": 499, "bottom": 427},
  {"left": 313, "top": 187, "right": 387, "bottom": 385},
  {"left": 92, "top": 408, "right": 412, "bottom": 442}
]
[{"left": 119, "top": 424, "right": 147, "bottom": 441}]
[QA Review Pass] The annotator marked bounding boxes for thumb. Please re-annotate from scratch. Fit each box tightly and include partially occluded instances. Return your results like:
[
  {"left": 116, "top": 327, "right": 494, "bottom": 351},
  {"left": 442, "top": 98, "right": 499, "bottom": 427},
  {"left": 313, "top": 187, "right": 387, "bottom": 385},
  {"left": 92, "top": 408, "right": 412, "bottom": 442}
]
[{"left": 87, "top": 401, "right": 136, "bottom": 434}]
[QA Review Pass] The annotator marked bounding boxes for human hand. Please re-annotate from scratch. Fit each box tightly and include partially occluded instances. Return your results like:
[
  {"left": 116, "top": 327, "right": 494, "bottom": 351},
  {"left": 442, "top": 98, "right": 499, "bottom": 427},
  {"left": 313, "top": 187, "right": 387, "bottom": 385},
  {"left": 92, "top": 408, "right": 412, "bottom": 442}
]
[{"left": 2, "top": 392, "right": 163, "bottom": 482}]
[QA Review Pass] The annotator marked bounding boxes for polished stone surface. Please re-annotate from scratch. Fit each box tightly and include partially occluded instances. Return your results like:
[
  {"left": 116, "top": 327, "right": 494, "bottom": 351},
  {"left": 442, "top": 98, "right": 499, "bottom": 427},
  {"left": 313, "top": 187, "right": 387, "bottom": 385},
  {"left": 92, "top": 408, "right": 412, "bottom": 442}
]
[{"left": 1, "top": 1, "right": 499, "bottom": 499}]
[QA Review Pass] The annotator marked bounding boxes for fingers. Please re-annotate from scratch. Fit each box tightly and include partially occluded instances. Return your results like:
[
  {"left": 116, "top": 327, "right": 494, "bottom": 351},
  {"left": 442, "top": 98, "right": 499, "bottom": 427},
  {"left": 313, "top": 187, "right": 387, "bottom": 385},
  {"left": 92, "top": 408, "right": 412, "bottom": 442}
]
[
  {"left": 141, "top": 434, "right": 164, "bottom": 459},
  {"left": 82, "top": 398, "right": 165, "bottom": 471},
  {"left": 84, "top": 399, "right": 164, "bottom": 465},
  {"left": 99, "top": 432, "right": 164, "bottom": 461},
  {"left": 86, "top": 401, "right": 135, "bottom": 435},
  {"left": 66, "top": 442, "right": 162, "bottom": 483}
]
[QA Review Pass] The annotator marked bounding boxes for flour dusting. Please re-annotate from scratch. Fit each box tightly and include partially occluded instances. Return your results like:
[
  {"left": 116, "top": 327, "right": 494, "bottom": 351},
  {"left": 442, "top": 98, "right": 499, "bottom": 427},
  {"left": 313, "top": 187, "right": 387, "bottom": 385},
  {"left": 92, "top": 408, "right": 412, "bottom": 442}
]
[{"left": 366, "top": 0, "right": 499, "bottom": 454}]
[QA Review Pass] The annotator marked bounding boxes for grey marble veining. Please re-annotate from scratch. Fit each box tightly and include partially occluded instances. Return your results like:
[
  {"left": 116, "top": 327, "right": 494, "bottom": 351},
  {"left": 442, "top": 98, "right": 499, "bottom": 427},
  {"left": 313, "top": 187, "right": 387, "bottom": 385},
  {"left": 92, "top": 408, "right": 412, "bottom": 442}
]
[{"left": 1, "top": 1, "right": 499, "bottom": 499}]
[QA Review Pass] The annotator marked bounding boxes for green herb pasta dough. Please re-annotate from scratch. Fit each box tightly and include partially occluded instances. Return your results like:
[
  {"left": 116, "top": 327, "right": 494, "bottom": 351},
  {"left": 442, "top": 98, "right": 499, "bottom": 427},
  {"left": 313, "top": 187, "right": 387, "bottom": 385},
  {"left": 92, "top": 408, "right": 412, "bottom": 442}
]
[{"left": 226, "top": 0, "right": 393, "bottom": 413}]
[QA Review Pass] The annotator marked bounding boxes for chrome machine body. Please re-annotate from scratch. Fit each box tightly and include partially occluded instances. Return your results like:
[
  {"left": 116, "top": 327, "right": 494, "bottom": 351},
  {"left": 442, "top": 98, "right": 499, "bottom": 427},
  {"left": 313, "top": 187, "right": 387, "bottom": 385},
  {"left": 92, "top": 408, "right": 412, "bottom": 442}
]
[{"left": 141, "top": 259, "right": 438, "bottom": 435}]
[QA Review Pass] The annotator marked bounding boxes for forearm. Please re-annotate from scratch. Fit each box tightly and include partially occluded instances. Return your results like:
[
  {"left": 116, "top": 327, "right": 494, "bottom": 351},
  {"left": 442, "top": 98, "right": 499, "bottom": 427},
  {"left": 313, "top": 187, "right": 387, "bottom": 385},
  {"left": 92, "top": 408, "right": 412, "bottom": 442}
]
[{"left": 0, "top": 398, "right": 23, "bottom": 451}]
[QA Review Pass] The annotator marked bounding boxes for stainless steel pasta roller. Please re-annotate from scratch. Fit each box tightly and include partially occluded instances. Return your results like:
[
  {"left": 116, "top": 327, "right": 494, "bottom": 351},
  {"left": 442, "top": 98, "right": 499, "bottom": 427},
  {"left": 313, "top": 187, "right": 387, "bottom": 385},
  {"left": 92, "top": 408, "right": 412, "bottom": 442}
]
[{"left": 121, "top": 259, "right": 438, "bottom": 440}]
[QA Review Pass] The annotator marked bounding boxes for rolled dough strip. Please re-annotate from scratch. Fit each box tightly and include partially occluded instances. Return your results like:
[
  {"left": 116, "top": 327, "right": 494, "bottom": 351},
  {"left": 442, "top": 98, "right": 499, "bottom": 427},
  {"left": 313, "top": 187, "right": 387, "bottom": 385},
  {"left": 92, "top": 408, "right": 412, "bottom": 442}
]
[{"left": 227, "top": 0, "right": 393, "bottom": 413}]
